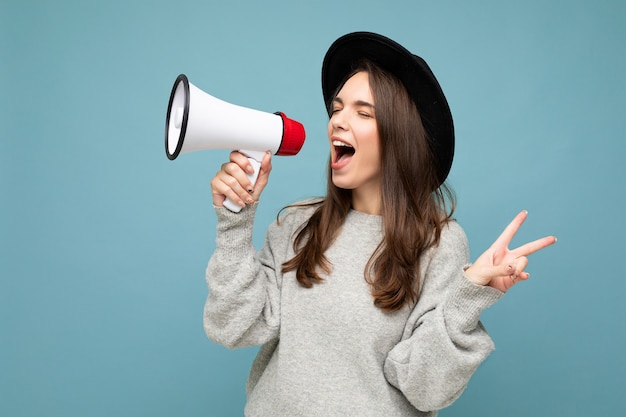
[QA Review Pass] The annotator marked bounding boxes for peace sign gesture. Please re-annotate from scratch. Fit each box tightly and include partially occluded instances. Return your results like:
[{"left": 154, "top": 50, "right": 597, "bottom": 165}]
[{"left": 464, "top": 211, "right": 557, "bottom": 293}]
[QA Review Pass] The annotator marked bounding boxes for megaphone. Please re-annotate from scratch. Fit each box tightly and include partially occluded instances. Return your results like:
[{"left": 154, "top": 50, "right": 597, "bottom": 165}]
[{"left": 165, "top": 74, "right": 306, "bottom": 212}]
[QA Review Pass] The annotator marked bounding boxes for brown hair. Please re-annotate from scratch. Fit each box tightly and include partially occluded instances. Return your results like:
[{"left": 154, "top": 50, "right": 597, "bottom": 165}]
[{"left": 281, "top": 60, "right": 455, "bottom": 312}]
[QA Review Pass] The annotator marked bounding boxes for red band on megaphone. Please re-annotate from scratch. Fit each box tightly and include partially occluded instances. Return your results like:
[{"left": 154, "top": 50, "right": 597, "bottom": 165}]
[{"left": 275, "top": 112, "right": 306, "bottom": 156}]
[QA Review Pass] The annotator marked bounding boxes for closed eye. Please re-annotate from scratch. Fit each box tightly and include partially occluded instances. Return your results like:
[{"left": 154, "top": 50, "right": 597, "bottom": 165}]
[{"left": 355, "top": 100, "right": 375, "bottom": 118}]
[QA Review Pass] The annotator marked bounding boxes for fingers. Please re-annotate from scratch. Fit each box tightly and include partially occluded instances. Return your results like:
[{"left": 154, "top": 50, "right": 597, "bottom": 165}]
[
  {"left": 492, "top": 210, "right": 528, "bottom": 249},
  {"left": 252, "top": 151, "right": 273, "bottom": 198},
  {"left": 210, "top": 151, "right": 273, "bottom": 209},
  {"left": 494, "top": 211, "right": 557, "bottom": 254},
  {"left": 211, "top": 152, "right": 255, "bottom": 208},
  {"left": 228, "top": 151, "right": 256, "bottom": 186},
  {"left": 211, "top": 167, "right": 254, "bottom": 208},
  {"left": 512, "top": 235, "right": 557, "bottom": 257},
  {"left": 505, "top": 256, "right": 529, "bottom": 279},
  {"left": 470, "top": 211, "right": 557, "bottom": 292}
]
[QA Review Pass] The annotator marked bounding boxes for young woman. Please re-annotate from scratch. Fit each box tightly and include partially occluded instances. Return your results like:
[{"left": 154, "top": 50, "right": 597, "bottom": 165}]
[{"left": 205, "top": 32, "right": 556, "bottom": 417}]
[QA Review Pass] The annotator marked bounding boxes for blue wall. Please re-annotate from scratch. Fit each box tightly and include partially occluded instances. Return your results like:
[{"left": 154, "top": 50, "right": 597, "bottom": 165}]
[{"left": 2, "top": 1, "right": 624, "bottom": 415}]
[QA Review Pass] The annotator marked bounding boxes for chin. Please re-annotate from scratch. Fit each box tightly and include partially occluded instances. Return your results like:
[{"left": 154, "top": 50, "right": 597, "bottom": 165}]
[
  {"left": 331, "top": 172, "right": 354, "bottom": 190},
  {"left": 331, "top": 176, "right": 353, "bottom": 191}
]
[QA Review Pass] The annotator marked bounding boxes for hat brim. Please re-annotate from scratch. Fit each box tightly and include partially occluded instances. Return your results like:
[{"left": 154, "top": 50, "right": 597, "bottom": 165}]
[{"left": 321, "top": 32, "right": 454, "bottom": 185}]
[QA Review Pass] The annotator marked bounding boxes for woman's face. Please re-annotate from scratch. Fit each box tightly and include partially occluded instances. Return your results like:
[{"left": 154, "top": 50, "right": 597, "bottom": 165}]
[{"left": 327, "top": 71, "right": 382, "bottom": 203}]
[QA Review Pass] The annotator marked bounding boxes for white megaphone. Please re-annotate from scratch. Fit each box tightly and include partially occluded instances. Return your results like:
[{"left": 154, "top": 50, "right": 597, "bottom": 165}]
[{"left": 165, "top": 74, "right": 306, "bottom": 212}]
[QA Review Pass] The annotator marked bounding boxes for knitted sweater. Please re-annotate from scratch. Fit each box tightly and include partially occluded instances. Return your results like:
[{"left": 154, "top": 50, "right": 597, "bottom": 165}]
[{"left": 204, "top": 202, "right": 503, "bottom": 417}]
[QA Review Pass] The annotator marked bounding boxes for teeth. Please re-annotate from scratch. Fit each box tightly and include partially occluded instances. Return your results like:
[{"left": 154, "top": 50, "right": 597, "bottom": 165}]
[{"left": 332, "top": 140, "right": 353, "bottom": 148}]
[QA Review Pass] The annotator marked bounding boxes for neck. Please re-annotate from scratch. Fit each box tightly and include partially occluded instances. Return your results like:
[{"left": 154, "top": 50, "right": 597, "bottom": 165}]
[{"left": 351, "top": 189, "right": 381, "bottom": 215}]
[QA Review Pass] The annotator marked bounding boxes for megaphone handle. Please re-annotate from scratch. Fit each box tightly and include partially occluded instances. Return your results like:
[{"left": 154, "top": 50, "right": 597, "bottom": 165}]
[{"left": 222, "top": 149, "right": 267, "bottom": 213}]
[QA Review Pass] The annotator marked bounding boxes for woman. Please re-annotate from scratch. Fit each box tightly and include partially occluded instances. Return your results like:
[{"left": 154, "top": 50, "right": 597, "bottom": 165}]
[{"left": 205, "top": 32, "right": 556, "bottom": 416}]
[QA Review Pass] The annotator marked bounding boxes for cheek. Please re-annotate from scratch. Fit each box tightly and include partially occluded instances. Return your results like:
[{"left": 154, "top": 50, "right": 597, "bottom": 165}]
[
  {"left": 358, "top": 127, "right": 380, "bottom": 153},
  {"left": 364, "top": 137, "right": 382, "bottom": 168}
]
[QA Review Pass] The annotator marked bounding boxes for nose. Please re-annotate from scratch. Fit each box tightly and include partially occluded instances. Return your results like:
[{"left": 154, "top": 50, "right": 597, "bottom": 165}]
[{"left": 330, "top": 111, "right": 347, "bottom": 131}]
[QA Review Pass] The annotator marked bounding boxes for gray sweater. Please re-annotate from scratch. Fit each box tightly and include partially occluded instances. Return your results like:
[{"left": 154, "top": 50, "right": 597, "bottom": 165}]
[{"left": 204, "top": 202, "right": 503, "bottom": 417}]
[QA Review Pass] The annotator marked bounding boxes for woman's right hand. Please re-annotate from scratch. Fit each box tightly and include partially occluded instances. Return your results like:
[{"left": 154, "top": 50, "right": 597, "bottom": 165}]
[{"left": 210, "top": 151, "right": 272, "bottom": 209}]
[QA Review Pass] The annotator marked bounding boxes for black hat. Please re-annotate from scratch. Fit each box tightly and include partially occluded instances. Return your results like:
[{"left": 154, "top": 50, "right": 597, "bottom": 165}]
[{"left": 322, "top": 32, "right": 455, "bottom": 185}]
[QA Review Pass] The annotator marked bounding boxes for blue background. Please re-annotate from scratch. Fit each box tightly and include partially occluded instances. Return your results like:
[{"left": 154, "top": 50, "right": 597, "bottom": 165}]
[{"left": 2, "top": 0, "right": 624, "bottom": 416}]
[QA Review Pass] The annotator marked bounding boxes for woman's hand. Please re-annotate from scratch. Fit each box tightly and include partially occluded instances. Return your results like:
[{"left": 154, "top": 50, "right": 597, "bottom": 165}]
[
  {"left": 210, "top": 151, "right": 272, "bottom": 209},
  {"left": 464, "top": 210, "right": 557, "bottom": 293}
]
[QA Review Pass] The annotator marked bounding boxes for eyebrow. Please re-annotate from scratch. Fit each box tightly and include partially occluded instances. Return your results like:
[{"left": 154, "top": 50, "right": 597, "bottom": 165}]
[{"left": 332, "top": 97, "right": 376, "bottom": 110}]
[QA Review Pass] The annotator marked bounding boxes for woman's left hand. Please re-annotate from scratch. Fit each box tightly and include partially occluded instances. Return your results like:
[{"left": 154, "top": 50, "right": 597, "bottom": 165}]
[{"left": 464, "top": 210, "right": 557, "bottom": 293}]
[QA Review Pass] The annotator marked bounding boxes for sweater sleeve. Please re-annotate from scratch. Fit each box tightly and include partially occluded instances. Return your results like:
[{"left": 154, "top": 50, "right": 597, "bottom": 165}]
[
  {"left": 203, "top": 204, "right": 283, "bottom": 349},
  {"left": 383, "top": 221, "right": 504, "bottom": 412}
]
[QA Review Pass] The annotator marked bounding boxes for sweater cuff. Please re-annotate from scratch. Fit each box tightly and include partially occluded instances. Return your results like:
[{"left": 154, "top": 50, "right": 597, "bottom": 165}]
[
  {"left": 444, "top": 273, "right": 504, "bottom": 333},
  {"left": 213, "top": 203, "right": 258, "bottom": 254},
  {"left": 214, "top": 202, "right": 257, "bottom": 227}
]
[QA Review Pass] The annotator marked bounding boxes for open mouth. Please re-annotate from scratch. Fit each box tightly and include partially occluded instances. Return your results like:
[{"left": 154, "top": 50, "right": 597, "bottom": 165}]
[{"left": 333, "top": 140, "right": 355, "bottom": 163}]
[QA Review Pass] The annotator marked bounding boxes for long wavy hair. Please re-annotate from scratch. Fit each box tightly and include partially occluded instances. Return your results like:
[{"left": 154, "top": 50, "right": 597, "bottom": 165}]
[{"left": 281, "top": 60, "right": 456, "bottom": 312}]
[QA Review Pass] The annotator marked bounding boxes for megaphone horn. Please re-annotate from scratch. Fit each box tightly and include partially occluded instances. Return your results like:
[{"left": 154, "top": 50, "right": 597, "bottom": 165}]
[{"left": 165, "top": 74, "right": 306, "bottom": 212}]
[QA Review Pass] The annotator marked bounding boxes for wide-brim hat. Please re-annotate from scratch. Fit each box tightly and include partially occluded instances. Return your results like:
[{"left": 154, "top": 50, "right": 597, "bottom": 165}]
[{"left": 321, "top": 31, "right": 454, "bottom": 186}]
